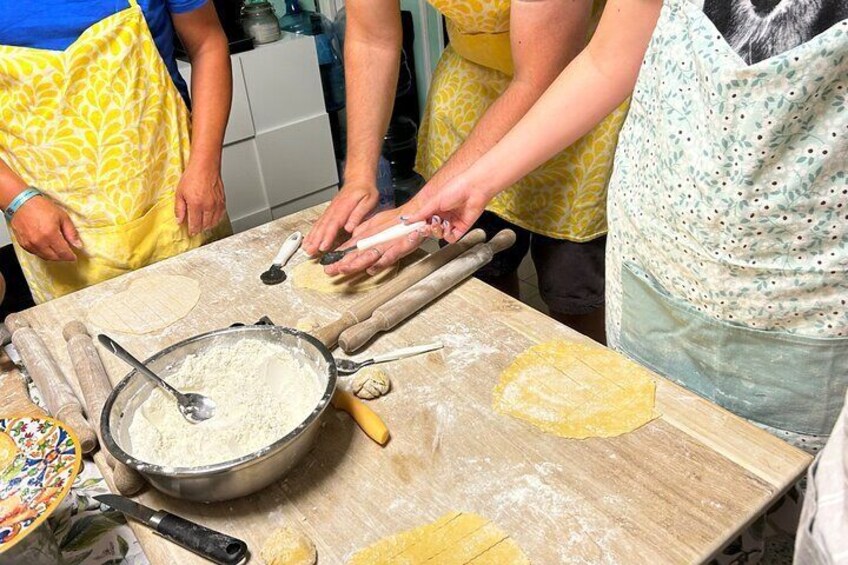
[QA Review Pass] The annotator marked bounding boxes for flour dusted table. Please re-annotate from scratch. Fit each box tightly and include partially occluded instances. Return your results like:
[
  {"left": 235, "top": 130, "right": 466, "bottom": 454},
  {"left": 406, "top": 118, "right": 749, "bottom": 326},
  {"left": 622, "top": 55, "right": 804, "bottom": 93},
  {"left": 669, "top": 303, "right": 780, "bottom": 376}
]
[{"left": 9, "top": 205, "right": 811, "bottom": 564}]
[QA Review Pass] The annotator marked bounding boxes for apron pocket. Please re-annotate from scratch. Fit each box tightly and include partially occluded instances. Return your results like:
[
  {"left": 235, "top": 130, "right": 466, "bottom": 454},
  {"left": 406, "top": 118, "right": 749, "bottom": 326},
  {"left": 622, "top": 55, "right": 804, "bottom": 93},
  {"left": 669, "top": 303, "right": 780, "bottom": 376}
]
[{"left": 618, "top": 263, "right": 848, "bottom": 436}]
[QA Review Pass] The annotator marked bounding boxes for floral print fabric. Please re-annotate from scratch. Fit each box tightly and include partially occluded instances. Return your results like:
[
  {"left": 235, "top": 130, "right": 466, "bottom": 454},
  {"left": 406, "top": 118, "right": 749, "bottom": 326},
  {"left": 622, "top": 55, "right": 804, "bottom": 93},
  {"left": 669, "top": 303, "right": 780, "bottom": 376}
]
[{"left": 607, "top": 0, "right": 848, "bottom": 344}]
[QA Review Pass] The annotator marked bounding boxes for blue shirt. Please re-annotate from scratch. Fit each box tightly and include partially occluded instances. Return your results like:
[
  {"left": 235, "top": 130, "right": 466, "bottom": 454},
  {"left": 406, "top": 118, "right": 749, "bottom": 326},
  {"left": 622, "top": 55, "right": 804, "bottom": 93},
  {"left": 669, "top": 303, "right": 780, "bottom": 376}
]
[{"left": 0, "top": 0, "right": 207, "bottom": 103}]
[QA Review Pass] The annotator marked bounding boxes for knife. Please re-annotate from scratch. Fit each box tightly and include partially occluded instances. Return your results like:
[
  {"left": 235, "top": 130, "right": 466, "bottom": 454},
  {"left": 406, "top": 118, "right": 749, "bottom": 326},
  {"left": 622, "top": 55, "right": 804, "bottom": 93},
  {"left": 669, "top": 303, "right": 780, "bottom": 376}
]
[{"left": 95, "top": 494, "right": 248, "bottom": 565}]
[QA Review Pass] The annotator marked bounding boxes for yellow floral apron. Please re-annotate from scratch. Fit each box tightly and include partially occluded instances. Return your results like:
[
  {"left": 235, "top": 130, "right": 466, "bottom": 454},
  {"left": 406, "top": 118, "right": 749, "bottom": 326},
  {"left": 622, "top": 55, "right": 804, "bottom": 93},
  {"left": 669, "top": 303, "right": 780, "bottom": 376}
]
[
  {"left": 0, "top": 0, "right": 229, "bottom": 303},
  {"left": 417, "top": 0, "right": 628, "bottom": 241}
]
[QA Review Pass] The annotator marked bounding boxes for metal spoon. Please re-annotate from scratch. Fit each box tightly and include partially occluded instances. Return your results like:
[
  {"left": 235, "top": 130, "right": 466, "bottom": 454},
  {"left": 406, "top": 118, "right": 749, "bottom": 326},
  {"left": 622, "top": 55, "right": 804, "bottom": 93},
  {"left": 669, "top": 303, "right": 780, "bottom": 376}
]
[
  {"left": 335, "top": 342, "right": 444, "bottom": 375},
  {"left": 97, "top": 334, "right": 216, "bottom": 424}
]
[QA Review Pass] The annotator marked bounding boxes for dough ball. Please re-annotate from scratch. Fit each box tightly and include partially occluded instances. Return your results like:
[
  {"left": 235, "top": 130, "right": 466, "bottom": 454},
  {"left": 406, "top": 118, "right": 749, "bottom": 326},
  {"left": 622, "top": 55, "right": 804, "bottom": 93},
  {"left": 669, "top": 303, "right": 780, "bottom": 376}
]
[
  {"left": 260, "top": 526, "right": 317, "bottom": 565},
  {"left": 295, "top": 316, "right": 320, "bottom": 333},
  {"left": 351, "top": 368, "right": 391, "bottom": 400}
]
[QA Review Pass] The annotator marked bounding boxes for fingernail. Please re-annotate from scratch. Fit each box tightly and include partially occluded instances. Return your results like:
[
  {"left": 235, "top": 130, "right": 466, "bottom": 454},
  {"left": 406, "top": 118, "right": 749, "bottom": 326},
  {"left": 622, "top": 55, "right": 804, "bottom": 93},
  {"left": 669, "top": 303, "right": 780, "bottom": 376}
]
[
  {"left": 407, "top": 230, "right": 420, "bottom": 242},
  {"left": 366, "top": 267, "right": 378, "bottom": 276},
  {"left": 431, "top": 215, "right": 441, "bottom": 225},
  {"left": 399, "top": 215, "right": 409, "bottom": 223},
  {"left": 442, "top": 220, "right": 450, "bottom": 230}
]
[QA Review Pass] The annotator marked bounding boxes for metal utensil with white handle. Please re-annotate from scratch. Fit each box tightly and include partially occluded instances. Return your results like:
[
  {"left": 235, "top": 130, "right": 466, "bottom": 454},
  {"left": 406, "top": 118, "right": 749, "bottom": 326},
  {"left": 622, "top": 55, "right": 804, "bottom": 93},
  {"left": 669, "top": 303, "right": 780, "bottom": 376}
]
[
  {"left": 335, "top": 341, "right": 444, "bottom": 375},
  {"left": 319, "top": 221, "right": 427, "bottom": 265},
  {"left": 261, "top": 231, "right": 302, "bottom": 285},
  {"left": 97, "top": 334, "right": 217, "bottom": 424}
]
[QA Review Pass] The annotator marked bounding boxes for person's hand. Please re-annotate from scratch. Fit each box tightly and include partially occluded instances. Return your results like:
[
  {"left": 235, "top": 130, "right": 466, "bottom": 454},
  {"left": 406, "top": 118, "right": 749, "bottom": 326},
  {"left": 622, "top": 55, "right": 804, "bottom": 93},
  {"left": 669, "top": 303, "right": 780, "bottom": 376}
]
[
  {"left": 175, "top": 165, "right": 226, "bottom": 236},
  {"left": 303, "top": 180, "right": 380, "bottom": 256},
  {"left": 324, "top": 201, "right": 439, "bottom": 277},
  {"left": 10, "top": 196, "right": 82, "bottom": 262},
  {"left": 406, "top": 175, "right": 488, "bottom": 243}
]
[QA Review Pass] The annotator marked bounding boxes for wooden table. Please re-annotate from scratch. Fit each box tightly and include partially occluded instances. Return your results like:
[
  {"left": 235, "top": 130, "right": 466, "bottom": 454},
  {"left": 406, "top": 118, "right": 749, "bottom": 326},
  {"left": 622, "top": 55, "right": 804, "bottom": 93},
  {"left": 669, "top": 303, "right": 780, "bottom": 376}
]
[{"left": 9, "top": 205, "right": 811, "bottom": 564}]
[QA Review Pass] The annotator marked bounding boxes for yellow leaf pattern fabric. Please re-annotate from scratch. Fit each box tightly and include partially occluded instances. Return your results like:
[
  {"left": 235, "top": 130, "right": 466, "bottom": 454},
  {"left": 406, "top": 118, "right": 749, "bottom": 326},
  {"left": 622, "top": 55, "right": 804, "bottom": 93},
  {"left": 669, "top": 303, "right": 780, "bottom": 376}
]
[
  {"left": 417, "top": 0, "right": 628, "bottom": 241},
  {"left": 0, "top": 1, "right": 228, "bottom": 303}
]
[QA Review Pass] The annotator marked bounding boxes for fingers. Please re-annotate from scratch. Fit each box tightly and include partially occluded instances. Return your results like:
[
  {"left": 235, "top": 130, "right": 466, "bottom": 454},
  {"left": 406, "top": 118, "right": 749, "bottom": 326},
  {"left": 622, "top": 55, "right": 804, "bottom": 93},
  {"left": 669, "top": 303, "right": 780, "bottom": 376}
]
[
  {"left": 60, "top": 216, "right": 83, "bottom": 249},
  {"left": 344, "top": 196, "right": 376, "bottom": 233},
  {"left": 186, "top": 202, "right": 203, "bottom": 236},
  {"left": 325, "top": 246, "right": 383, "bottom": 276},
  {"left": 365, "top": 231, "right": 425, "bottom": 276},
  {"left": 304, "top": 198, "right": 358, "bottom": 256},
  {"left": 327, "top": 226, "right": 428, "bottom": 277},
  {"left": 175, "top": 195, "right": 187, "bottom": 225}
]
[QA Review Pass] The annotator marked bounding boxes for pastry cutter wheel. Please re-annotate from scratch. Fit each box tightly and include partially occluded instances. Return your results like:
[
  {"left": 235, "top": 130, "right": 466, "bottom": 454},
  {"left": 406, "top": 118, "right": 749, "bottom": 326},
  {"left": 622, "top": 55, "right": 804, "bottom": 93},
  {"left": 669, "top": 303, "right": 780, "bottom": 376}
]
[
  {"left": 318, "top": 221, "right": 427, "bottom": 265},
  {"left": 261, "top": 231, "right": 302, "bottom": 285}
]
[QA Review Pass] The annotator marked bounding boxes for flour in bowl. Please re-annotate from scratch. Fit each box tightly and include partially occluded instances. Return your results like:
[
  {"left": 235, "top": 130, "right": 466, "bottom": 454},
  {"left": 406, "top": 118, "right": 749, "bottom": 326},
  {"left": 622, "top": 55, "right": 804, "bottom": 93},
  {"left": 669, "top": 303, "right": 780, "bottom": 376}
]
[{"left": 128, "top": 339, "right": 323, "bottom": 468}]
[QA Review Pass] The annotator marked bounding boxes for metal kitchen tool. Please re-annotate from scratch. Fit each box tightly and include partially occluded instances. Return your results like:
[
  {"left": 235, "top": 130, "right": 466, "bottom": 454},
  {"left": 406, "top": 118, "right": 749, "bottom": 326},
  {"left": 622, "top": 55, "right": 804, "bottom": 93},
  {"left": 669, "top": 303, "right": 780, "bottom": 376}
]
[
  {"left": 335, "top": 341, "right": 443, "bottom": 375},
  {"left": 97, "top": 334, "right": 217, "bottom": 424},
  {"left": 318, "top": 220, "right": 427, "bottom": 265},
  {"left": 101, "top": 325, "right": 338, "bottom": 501},
  {"left": 260, "top": 231, "right": 302, "bottom": 285},
  {"left": 95, "top": 494, "right": 248, "bottom": 565}
]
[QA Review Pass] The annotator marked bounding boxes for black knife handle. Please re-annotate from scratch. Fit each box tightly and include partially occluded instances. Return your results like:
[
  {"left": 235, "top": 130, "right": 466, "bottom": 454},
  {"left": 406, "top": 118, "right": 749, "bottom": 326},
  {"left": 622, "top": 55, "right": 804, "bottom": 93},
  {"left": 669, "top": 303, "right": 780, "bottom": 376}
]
[{"left": 155, "top": 512, "right": 248, "bottom": 565}]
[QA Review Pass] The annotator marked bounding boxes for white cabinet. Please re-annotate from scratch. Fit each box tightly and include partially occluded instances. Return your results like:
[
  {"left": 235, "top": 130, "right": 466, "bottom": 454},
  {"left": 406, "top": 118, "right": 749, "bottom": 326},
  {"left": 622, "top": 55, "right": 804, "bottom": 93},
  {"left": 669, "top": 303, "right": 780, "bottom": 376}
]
[
  {"left": 239, "top": 36, "right": 326, "bottom": 133},
  {"left": 255, "top": 114, "right": 338, "bottom": 209},
  {"left": 220, "top": 139, "right": 272, "bottom": 233}
]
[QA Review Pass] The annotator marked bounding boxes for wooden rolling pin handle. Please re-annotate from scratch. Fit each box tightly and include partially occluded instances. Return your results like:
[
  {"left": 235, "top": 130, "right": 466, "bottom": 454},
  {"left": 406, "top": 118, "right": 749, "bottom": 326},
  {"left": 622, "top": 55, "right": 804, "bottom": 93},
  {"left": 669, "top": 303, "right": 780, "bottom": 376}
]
[
  {"left": 63, "top": 321, "right": 146, "bottom": 495},
  {"left": 338, "top": 230, "right": 518, "bottom": 353},
  {"left": 337, "top": 315, "right": 388, "bottom": 353},
  {"left": 56, "top": 405, "right": 98, "bottom": 453},
  {"left": 310, "top": 312, "right": 358, "bottom": 350},
  {"left": 7, "top": 315, "right": 98, "bottom": 453},
  {"left": 313, "top": 229, "right": 487, "bottom": 350},
  {"left": 331, "top": 390, "right": 390, "bottom": 446}
]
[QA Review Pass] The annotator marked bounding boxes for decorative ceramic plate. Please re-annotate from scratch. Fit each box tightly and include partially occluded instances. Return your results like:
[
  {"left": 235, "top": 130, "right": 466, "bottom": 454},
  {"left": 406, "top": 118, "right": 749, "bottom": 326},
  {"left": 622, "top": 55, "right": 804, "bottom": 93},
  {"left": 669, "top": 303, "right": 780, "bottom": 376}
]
[{"left": 0, "top": 417, "right": 81, "bottom": 554}]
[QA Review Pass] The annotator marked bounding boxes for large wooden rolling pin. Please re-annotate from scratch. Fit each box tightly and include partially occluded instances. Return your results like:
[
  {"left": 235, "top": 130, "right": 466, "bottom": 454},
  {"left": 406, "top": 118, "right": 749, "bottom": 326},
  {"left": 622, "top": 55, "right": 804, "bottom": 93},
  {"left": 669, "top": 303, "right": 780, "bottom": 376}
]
[
  {"left": 5, "top": 314, "right": 98, "bottom": 452},
  {"left": 339, "top": 229, "right": 517, "bottom": 353},
  {"left": 64, "top": 321, "right": 146, "bottom": 495},
  {"left": 310, "top": 228, "right": 486, "bottom": 348}
]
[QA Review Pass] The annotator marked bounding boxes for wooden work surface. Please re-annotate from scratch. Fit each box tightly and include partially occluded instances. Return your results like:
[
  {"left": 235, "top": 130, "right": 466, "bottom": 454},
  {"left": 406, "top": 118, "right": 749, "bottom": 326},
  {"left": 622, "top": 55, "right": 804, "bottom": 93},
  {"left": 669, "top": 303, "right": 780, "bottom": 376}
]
[{"left": 8, "top": 205, "right": 811, "bottom": 564}]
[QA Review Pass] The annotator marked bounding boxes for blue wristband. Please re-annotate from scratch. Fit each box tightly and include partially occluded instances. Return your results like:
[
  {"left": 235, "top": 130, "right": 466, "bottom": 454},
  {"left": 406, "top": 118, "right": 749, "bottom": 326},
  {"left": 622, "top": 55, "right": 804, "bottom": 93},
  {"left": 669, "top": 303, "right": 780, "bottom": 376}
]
[{"left": 4, "top": 187, "right": 42, "bottom": 220}]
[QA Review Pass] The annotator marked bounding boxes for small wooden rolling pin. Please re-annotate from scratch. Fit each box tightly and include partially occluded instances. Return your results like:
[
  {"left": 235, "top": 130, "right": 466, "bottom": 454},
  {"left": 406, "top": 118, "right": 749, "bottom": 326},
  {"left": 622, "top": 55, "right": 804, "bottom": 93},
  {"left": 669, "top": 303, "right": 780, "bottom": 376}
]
[
  {"left": 339, "top": 229, "right": 517, "bottom": 353},
  {"left": 5, "top": 313, "right": 98, "bottom": 453},
  {"left": 64, "top": 321, "right": 146, "bottom": 495},
  {"left": 310, "top": 228, "right": 486, "bottom": 349}
]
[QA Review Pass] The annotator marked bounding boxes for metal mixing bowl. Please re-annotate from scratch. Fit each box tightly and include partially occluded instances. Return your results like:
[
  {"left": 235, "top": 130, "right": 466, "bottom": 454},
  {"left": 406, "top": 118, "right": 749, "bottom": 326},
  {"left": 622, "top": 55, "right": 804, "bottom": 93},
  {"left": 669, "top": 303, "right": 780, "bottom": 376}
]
[{"left": 100, "top": 325, "right": 337, "bottom": 502}]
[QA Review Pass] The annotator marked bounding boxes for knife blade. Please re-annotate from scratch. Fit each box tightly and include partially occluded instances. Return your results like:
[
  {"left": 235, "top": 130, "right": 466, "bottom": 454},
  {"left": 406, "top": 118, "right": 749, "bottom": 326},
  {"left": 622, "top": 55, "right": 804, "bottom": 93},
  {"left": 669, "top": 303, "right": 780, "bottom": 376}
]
[{"left": 95, "top": 494, "right": 248, "bottom": 565}]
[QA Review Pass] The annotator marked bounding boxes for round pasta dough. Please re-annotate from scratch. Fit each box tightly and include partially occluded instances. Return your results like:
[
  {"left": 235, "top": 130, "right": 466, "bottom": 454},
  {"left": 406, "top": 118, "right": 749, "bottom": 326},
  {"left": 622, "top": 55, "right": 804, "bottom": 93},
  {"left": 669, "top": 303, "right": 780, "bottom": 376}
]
[
  {"left": 291, "top": 258, "right": 397, "bottom": 295},
  {"left": 493, "top": 341, "right": 657, "bottom": 439},
  {"left": 261, "top": 526, "right": 317, "bottom": 565},
  {"left": 88, "top": 275, "right": 201, "bottom": 334}
]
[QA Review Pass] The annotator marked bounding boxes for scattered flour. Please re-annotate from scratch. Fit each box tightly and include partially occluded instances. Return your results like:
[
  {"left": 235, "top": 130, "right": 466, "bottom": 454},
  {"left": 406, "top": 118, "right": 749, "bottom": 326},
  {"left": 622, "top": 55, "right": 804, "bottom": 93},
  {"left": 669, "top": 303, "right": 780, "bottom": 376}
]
[{"left": 128, "top": 339, "right": 322, "bottom": 468}]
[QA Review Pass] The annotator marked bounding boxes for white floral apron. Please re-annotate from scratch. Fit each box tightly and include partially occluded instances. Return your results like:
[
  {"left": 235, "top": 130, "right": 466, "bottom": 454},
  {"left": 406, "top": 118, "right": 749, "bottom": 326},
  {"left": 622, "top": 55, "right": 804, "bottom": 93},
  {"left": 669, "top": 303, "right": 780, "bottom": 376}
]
[{"left": 606, "top": 0, "right": 848, "bottom": 439}]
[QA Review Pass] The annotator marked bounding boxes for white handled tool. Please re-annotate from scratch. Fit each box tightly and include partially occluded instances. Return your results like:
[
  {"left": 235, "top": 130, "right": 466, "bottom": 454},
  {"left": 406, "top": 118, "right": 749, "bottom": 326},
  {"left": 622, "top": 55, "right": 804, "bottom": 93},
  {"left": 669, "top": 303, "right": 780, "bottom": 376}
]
[
  {"left": 261, "top": 231, "right": 303, "bottom": 285},
  {"left": 319, "top": 221, "right": 427, "bottom": 265},
  {"left": 335, "top": 341, "right": 444, "bottom": 375}
]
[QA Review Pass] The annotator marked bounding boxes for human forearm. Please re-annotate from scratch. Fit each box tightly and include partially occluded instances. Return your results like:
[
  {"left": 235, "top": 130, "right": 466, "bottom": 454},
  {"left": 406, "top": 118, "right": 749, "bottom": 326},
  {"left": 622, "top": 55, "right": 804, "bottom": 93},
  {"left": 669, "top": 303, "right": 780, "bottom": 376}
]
[
  {"left": 343, "top": 0, "right": 402, "bottom": 184},
  {"left": 174, "top": 4, "right": 232, "bottom": 171},
  {"left": 185, "top": 36, "right": 231, "bottom": 170},
  {"left": 463, "top": 0, "right": 661, "bottom": 202}
]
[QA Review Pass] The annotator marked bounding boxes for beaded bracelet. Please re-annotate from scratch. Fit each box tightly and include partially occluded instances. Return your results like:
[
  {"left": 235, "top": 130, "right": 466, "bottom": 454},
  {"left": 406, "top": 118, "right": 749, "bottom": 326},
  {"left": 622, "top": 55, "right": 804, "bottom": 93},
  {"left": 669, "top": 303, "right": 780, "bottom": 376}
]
[{"left": 3, "top": 187, "right": 42, "bottom": 220}]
